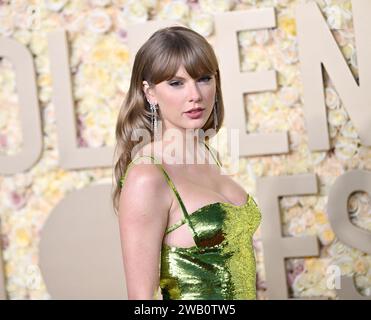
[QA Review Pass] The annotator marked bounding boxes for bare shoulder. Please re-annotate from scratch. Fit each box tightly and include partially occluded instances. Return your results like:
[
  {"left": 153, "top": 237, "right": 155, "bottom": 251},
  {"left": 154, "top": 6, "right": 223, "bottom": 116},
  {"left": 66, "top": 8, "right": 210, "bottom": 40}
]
[
  {"left": 130, "top": 141, "right": 162, "bottom": 160},
  {"left": 118, "top": 152, "right": 172, "bottom": 223}
]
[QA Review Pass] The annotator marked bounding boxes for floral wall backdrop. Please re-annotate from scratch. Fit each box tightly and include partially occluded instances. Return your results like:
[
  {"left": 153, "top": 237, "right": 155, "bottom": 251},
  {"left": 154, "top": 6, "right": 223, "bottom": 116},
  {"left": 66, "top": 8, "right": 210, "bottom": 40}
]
[{"left": 0, "top": 0, "right": 370, "bottom": 299}]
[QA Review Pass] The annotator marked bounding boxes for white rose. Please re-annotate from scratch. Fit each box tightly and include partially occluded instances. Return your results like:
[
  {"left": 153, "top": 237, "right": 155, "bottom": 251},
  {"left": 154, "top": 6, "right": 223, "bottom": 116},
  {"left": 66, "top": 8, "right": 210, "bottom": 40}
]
[
  {"left": 89, "top": 0, "right": 111, "bottom": 7},
  {"left": 334, "top": 138, "right": 358, "bottom": 161},
  {"left": 159, "top": 0, "right": 189, "bottom": 22},
  {"left": 83, "top": 125, "right": 106, "bottom": 147},
  {"left": 199, "top": 0, "right": 235, "bottom": 14},
  {"left": 279, "top": 86, "right": 299, "bottom": 108},
  {"left": 121, "top": 1, "right": 148, "bottom": 23},
  {"left": 189, "top": 11, "right": 213, "bottom": 37},
  {"left": 328, "top": 108, "right": 347, "bottom": 127},
  {"left": 238, "top": 30, "right": 255, "bottom": 48},
  {"left": 280, "top": 196, "right": 300, "bottom": 209},
  {"left": 325, "top": 87, "right": 340, "bottom": 109},
  {"left": 341, "top": 121, "right": 358, "bottom": 139},
  {"left": 86, "top": 9, "right": 112, "bottom": 34},
  {"left": 44, "top": 0, "right": 68, "bottom": 12},
  {"left": 324, "top": 5, "right": 343, "bottom": 30},
  {"left": 255, "top": 29, "right": 270, "bottom": 46}
]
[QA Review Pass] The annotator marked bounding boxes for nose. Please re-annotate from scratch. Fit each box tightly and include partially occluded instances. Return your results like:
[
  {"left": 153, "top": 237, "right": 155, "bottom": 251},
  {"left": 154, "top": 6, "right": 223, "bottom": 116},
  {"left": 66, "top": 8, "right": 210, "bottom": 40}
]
[{"left": 188, "top": 80, "right": 202, "bottom": 102}]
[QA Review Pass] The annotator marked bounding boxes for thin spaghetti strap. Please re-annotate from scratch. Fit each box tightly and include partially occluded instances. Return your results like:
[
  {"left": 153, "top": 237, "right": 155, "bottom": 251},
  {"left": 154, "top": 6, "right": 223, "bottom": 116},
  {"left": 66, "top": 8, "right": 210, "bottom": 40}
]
[
  {"left": 120, "top": 155, "right": 200, "bottom": 243},
  {"left": 203, "top": 141, "right": 222, "bottom": 168}
]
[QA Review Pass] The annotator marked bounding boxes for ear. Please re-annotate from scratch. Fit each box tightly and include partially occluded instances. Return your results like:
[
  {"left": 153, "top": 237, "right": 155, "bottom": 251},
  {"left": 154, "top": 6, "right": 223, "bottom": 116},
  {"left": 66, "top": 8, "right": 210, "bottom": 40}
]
[{"left": 142, "top": 80, "right": 156, "bottom": 104}]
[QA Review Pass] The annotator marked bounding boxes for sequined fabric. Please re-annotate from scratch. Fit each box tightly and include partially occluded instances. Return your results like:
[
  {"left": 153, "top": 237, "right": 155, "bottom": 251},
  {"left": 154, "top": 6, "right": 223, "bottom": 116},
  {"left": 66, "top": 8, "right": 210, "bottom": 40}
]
[
  {"left": 120, "top": 143, "right": 262, "bottom": 300},
  {"left": 160, "top": 194, "right": 261, "bottom": 300}
]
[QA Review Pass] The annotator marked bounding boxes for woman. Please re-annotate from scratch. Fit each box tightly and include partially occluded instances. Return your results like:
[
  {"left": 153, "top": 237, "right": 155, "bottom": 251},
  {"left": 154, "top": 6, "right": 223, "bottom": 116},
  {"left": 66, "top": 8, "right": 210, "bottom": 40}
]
[{"left": 112, "top": 25, "right": 261, "bottom": 300}]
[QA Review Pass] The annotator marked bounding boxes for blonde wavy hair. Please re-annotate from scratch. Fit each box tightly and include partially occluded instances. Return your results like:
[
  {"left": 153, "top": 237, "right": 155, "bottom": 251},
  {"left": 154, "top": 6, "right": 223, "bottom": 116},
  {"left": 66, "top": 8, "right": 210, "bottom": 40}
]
[{"left": 112, "top": 25, "right": 224, "bottom": 215}]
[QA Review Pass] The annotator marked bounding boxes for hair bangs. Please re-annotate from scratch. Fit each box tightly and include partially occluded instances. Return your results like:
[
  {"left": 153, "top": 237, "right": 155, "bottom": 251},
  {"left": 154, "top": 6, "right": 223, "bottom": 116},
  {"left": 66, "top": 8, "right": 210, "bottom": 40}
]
[{"left": 146, "top": 36, "right": 217, "bottom": 85}]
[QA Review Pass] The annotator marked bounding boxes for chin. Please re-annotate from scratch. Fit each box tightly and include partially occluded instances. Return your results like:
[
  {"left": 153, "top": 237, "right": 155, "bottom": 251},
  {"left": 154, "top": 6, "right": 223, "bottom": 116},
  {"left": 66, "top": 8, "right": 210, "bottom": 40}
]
[{"left": 186, "top": 122, "right": 206, "bottom": 129}]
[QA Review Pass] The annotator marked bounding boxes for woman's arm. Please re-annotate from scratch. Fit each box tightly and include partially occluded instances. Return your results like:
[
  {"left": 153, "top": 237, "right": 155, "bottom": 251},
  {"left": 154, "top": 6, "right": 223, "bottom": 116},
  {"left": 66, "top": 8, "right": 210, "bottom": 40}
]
[{"left": 118, "top": 161, "right": 172, "bottom": 299}]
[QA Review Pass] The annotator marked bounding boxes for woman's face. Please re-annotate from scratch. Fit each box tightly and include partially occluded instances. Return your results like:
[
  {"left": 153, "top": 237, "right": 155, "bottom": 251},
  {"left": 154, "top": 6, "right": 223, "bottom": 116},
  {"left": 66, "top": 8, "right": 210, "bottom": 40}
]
[{"left": 143, "top": 64, "right": 216, "bottom": 133}]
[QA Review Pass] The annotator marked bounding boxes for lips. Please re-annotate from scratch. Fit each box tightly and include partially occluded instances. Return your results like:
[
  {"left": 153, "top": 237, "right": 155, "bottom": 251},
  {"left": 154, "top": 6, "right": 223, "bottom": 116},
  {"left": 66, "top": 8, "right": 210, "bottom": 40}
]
[
  {"left": 185, "top": 107, "right": 204, "bottom": 113},
  {"left": 184, "top": 108, "right": 204, "bottom": 119}
]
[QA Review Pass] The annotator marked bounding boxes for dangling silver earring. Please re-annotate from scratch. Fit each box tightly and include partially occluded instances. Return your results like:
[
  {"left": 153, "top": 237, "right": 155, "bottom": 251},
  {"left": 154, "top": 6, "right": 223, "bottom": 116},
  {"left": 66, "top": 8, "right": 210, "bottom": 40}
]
[
  {"left": 213, "top": 95, "right": 218, "bottom": 131},
  {"left": 149, "top": 101, "right": 159, "bottom": 135}
]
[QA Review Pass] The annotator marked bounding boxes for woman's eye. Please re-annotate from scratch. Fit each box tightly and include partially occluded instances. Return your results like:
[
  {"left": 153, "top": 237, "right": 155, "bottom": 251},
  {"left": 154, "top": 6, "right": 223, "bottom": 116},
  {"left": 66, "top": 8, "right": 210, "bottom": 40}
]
[
  {"left": 198, "top": 76, "right": 212, "bottom": 82},
  {"left": 169, "top": 76, "right": 212, "bottom": 86},
  {"left": 169, "top": 81, "right": 182, "bottom": 86}
]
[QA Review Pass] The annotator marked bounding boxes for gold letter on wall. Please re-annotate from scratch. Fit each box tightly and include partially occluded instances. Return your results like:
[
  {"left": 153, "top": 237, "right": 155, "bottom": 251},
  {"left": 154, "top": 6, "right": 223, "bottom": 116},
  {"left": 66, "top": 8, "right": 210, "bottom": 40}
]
[
  {"left": 214, "top": 8, "right": 289, "bottom": 156},
  {"left": 327, "top": 170, "right": 371, "bottom": 299},
  {"left": 47, "top": 30, "right": 114, "bottom": 169},
  {"left": 256, "top": 173, "right": 319, "bottom": 299},
  {"left": 0, "top": 37, "right": 43, "bottom": 174},
  {"left": 39, "top": 184, "right": 125, "bottom": 299},
  {"left": 296, "top": 0, "right": 371, "bottom": 151}
]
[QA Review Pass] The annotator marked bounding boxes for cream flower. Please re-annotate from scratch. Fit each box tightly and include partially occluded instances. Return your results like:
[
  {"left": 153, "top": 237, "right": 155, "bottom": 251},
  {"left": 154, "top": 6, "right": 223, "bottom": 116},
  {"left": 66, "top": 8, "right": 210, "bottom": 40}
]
[
  {"left": 299, "top": 196, "right": 317, "bottom": 207},
  {"left": 238, "top": 30, "right": 255, "bottom": 48},
  {"left": 325, "top": 87, "right": 340, "bottom": 109},
  {"left": 0, "top": 105, "right": 11, "bottom": 129},
  {"left": 30, "top": 33, "right": 48, "bottom": 56},
  {"left": 323, "top": 5, "right": 351, "bottom": 30},
  {"left": 283, "top": 207, "right": 302, "bottom": 224},
  {"left": 280, "top": 196, "right": 300, "bottom": 209},
  {"left": 252, "top": 161, "right": 264, "bottom": 177},
  {"left": 315, "top": 153, "right": 345, "bottom": 178},
  {"left": 44, "top": 0, "right": 68, "bottom": 12},
  {"left": 90, "top": 0, "right": 111, "bottom": 7},
  {"left": 278, "top": 64, "right": 298, "bottom": 87},
  {"left": 35, "top": 55, "right": 50, "bottom": 74},
  {"left": 310, "top": 151, "right": 327, "bottom": 166},
  {"left": 305, "top": 258, "right": 329, "bottom": 273},
  {"left": 83, "top": 125, "right": 106, "bottom": 147},
  {"left": 189, "top": 11, "right": 213, "bottom": 37},
  {"left": 86, "top": 9, "right": 112, "bottom": 34},
  {"left": 341, "top": 120, "right": 358, "bottom": 139},
  {"left": 314, "top": 211, "right": 328, "bottom": 225},
  {"left": 350, "top": 46, "right": 358, "bottom": 68},
  {"left": 341, "top": 44, "right": 354, "bottom": 60},
  {"left": 279, "top": 86, "right": 299, "bottom": 108},
  {"left": 13, "top": 29, "right": 32, "bottom": 46},
  {"left": 281, "top": 40, "right": 299, "bottom": 65},
  {"left": 39, "top": 86, "right": 53, "bottom": 103},
  {"left": 120, "top": 1, "right": 148, "bottom": 23},
  {"left": 0, "top": 7, "right": 15, "bottom": 36},
  {"left": 278, "top": 15, "right": 296, "bottom": 37},
  {"left": 15, "top": 228, "right": 31, "bottom": 247},
  {"left": 239, "top": 0, "right": 257, "bottom": 4},
  {"left": 334, "top": 137, "right": 358, "bottom": 161},
  {"left": 141, "top": 0, "right": 157, "bottom": 9},
  {"left": 25, "top": 265, "right": 43, "bottom": 290},
  {"left": 353, "top": 258, "right": 368, "bottom": 275},
  {"left": 158, "top": 0, "right": 189, "bottom": 22},
  {"left": 331, "top": 256, "right": 354, "bottom": 275},
  {"left": 255, "top": 29, "right": 271, "bottom": 46},
  {"left": 318, "top": 226, "right": 335, "bottom": 245},
  {"left": 328, "top": 108, "right": 348, "bottom": 127},
  {"left": 199, "top": 0, "right": 235, "bottom": 13},
  {"left": 329, "top": 125, "right": 338, "bottom": 138},
  {"left": 288, "top": 216, "right": 307, "bottom": 236},
  {"left": 245, "top": 46, "right": 270, "bottom": 71},
  {"left": 292, "top": 273, "right": 306, "bottom": 294},
  {"left": 333, "top": 30, "right": 348, "bottom": 47}
]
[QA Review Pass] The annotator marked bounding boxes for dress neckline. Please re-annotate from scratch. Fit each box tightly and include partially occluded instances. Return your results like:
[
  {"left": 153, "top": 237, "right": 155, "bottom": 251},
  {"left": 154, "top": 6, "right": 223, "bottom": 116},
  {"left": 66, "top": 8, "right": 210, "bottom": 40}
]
[{"left": 164, "top": 193, "right": 250, "bottom": 244}]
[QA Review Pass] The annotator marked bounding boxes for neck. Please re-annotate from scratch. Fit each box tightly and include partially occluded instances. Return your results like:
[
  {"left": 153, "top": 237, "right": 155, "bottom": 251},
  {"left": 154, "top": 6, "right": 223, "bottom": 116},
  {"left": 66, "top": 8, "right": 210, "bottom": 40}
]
[{"left": 154, "top": 122, "right": 209, "bottom": 165}]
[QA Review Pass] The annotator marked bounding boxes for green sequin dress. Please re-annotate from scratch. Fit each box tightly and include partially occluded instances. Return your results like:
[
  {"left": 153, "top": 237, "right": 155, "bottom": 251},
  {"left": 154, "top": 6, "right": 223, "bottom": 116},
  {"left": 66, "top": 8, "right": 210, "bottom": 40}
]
[{"left": 120, "top": 143, "right": 262, "bottom": 300}]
